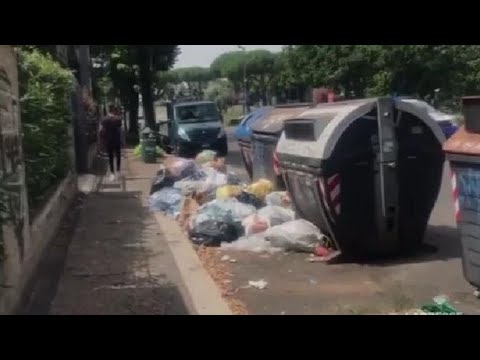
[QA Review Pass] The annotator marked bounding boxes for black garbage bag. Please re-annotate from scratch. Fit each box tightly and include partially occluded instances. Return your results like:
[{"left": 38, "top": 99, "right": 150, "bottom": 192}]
[
  {"left": 227, "top": 172, "right": 243, "bottom": 185},
  {"left": 150, "top": 169, "right": 177, "bottom": 195},
  {"left": 190, "top": 220, "right": 244, "bottom": 247},
  {"left": 236, "top": 191, "right": 264, "bottom": 209}
]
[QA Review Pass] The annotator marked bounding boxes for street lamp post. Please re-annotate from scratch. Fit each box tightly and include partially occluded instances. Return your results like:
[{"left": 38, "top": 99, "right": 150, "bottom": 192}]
[{"left": 238, "top": 45, "right": 248, "bottom": 115}]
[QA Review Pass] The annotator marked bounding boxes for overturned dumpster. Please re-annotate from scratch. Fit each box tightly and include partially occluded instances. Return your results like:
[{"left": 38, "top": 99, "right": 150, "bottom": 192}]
[
  {"left": 251, "top": 104, "right": 312, "bottom": 189},
  {"left": 443, "top": 96, "right": 480, "bottom": 295},
  {"left": 276, "top": 97, "right": 447, "bottom": 258},
  {"left": 235, "top": 107, "right": 272, "bottom": 180}
]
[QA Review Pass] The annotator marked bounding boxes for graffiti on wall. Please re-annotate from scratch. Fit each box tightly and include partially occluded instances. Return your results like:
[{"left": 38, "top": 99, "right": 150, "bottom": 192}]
[{"left": 0, "top": 63, "right": 25, "bottom": 262}]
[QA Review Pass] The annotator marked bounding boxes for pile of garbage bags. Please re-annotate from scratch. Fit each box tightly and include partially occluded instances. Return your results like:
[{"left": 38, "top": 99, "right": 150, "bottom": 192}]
[{"left": 148, "top": 150, "right": 330, "bottom": 254}]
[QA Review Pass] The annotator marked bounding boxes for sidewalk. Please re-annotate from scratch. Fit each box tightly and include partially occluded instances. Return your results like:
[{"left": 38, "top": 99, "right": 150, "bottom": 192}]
[{"left": 23, "top": 151, "right": 195, "bottom": 315}]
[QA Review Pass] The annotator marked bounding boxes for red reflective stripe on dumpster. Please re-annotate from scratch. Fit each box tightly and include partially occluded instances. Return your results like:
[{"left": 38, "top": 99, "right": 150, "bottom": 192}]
[
  {"left": 318, "top": 174, "right": 341, "bottom": 220},
  {"left": 451, "top": 169, "right": 460, "bottom": 222},
  {"left": 318, "top": 178, "right": 335, "bottom": 224},
  {"left": 273, "top": 151, "right": 280, "bottom": 176},
  {"left": 327, "top": 174, "right": 341, "bottom": 216}
]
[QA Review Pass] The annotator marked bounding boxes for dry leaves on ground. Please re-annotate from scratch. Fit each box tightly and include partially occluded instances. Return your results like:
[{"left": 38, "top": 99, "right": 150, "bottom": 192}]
[{"left": 196, "top": 246, "right": 248, "bottom": 315}]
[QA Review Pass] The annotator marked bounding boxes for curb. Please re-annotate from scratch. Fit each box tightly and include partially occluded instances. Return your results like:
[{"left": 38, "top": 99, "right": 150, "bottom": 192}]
[{"left": 153, "top": 213, "right": 233, "bottom": 315}]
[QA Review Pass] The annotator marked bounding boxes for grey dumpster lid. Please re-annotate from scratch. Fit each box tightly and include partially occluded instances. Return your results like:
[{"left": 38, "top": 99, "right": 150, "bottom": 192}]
[
  {"left": 250, "top": 103, "right": 312, "bottom": 135},
  {"left": 444, "top": 126, "right": 480, "bottom": 156},
  {"left": 278, "top": 97, "right": 447, "bottom": 160}
]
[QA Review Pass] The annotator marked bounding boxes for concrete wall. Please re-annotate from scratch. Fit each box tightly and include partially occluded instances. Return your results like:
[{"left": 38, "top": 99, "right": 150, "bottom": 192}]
[{"left": 0, "top": 45, "right": 78, "bottom": 314}]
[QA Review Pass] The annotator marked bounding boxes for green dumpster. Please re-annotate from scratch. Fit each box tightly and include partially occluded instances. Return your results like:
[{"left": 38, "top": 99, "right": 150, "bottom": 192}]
[{"left": 142, "top": 137, "right": 157, "bottom": 163}]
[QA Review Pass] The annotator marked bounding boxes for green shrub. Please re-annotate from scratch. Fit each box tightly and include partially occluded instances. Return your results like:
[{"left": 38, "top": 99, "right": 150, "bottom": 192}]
[{"left": 18, "top": 49, "right": 74, "bottom": 210}]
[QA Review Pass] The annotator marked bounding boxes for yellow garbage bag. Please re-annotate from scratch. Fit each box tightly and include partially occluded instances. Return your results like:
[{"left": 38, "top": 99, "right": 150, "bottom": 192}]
[
  {"left": 216, "top": 185, "right": 242, "bottom": 200},
  {"left": 196, "top": 150, "right": 217, "bottom": 164},
  {"left": 245, "top": 179, "right": 274, "bottom": 201}
]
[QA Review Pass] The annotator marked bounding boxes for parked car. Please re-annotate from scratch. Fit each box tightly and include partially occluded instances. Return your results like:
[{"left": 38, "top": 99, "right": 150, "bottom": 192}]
[{"left": 157, "top": 100, "right": 228, "bottom": 157}]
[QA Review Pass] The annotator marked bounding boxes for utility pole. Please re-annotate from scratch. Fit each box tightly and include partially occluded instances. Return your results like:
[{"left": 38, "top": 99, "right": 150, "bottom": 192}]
[{"left": 237, "top": 45, "right": 248, "bottom": 115}]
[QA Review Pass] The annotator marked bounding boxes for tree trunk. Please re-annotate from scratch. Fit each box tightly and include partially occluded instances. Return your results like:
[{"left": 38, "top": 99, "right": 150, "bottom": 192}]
[
  {"left": 128, "top": 92, "right": 139, "bottom": 135},
  {"left": 137, "top": 48, "right": 156, "bottom": 130}
]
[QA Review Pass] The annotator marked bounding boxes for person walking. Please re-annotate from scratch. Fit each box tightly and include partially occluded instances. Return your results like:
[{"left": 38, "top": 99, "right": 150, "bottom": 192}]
[{"left": 100, "top": 105, "right": 123, "bottom": 181}]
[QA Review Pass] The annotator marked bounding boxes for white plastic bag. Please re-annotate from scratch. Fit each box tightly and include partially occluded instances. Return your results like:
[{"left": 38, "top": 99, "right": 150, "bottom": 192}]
[
  {"left": 221, "top": 233, "right": 282, "bottom": 254},
  {"left": 258, "top": 206, "right": 295, "bottom": 227},
  {"left": 264, "top": 219, "right": 327, "bottom": 253},
  {"left": 174, "top": 167, "right": 227, "bottom": 196},
  {"left": 164, "top": 157, "right": 198, "bottom": 178},
  {"left": 265, "top": 191, "right": 291, "bottom": 207}
]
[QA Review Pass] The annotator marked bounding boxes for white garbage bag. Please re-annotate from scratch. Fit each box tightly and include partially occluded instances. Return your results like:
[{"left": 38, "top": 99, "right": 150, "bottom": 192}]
[
  {"left": 221, "top": 233, "right": 282, "bottom": 254},
  {"left": 258, "top": 206, "right": 295, "bottom": 227},
  {"left": 264, "top": 219, "right": 327, "bottom": 253}
]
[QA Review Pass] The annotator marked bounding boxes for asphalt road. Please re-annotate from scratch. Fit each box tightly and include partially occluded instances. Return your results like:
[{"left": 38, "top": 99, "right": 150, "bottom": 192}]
[{"left": 223, "top": 127, "right": 480, "bottom": 315}]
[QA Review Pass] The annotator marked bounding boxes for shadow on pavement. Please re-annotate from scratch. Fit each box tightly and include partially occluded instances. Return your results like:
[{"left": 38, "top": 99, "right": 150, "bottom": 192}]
[
  {"left": 19, "top": 153, "right": 190, "bottom": 315},
  {"left": 360, "top": 225, "right": 461, "bottom": 267},
  {"left": 55, "top": 190, "right": 189, "bottom": 315}
]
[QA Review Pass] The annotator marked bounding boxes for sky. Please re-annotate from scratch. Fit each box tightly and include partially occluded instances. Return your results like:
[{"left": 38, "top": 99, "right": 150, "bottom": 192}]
[{"left": 174, "top": 45, "right": 283, "bottom": 69}]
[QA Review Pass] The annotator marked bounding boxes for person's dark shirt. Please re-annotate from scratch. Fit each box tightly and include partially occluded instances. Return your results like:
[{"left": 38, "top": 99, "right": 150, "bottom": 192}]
[{"left": 101, "top": 115, "right": 122, "bottom": 146}]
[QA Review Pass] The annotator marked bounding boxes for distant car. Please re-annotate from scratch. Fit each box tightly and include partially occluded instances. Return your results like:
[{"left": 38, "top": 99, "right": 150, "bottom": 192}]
[
  {"left": 157, "top": 100, "right": 228, "bottom": 157},
  {"left": 234, "top": 107, "right": 272, "bottom": 141},
  {"left": 396, "top": 97, "right": 459, "bottom": 139},
  {"left": 438, "top": 120, "right": 458, "bottom": 139}
]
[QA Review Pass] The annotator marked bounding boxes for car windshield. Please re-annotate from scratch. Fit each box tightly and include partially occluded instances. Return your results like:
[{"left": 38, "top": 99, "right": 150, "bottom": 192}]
[{"left": 175, "top": 103, "right": 219, "bottom": 123}]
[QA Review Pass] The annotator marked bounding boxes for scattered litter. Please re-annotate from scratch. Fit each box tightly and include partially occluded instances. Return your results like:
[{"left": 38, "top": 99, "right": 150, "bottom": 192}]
[
  {"left": 248, "top": 280, "right": 268, "bottom": 290},
  {"left": 221, "top": 255, "right": 231, "bottom": 262},
  {"left": 309, "top": 279, "right": 318, "bottom": 285},
  {"left": 420, "top": 295, "right": 462, "bottom": 314},
  {"left": 288, "top": 269, "right": 292, "bottom": 273},
  {"left": 229, "top": 259, "right": 237, "bottom": 263},
  {"left": 474, "top": 289, "right": 480, "bottom": 299},
  {"left": 314, "top": 244, "right": 331, "bottom": 257},
  {"left": 280, "top": 311, "right": 286, "bottom": 315},
  {"left": 307, "top": 251, "right": 342, "bottom": 263}
]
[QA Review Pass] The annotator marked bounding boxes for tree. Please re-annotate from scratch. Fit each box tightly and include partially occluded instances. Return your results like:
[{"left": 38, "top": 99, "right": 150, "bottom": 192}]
[
  {"left": 90, "top": 45, "right": 180, "bottom": 134},
  {"left": 154, "top": 70, "right": 179, "bottom": 101},
  {"left": 210, "top": 50, "right": 281, "bottom": 105},
  {"left": 173, "top": 67, "right": 212, "bottom": 99},
  {"left": 134, "top": 45, "right": 179, "bottom": 129},
  {"left": 210, "top": 51, "right": 247, "bottom": 93},
  {"left": 90, "top": 45, "right": 141, "bottom": 134},
  {"left": 278, "top": 45, "right": 480, "bottom": 108},
  {"left": 205, "top": 80, "right": 235, "bottom": 113}
]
